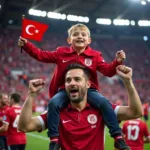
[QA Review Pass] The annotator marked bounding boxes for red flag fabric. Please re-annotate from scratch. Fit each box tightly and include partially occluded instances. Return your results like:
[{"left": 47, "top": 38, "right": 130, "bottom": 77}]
[{"left": 21, "top": 18, "right": 49, "bottom": 42}]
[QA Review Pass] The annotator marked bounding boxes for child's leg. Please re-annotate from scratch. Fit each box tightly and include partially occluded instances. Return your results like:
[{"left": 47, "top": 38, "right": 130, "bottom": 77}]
[
  {"left": 88, "top": 89, "right": 122, "bottom": 137},
  {"left": 88, "top": 89, "right": 130, "bottom": 150},
  {"left": 47, "top": 89, "right": 68, "bottom": 149}
]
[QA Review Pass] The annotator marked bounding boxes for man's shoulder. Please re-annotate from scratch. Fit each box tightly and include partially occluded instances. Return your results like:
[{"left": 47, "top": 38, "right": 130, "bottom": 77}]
[
  {"left": 5, "top": 106, "right": 12, "bottom": 113},
  {"left": 6, "top": 106, "right": 16, "bottom": 112},
  {"left": 5, "top": 106, "right": 21, "bottom": 116},
  {"left": 122, "top": 120, "right": 129, "bottom": 126},
  {"left": 139, "top": 120, "right": 148, "bottom": 127}
]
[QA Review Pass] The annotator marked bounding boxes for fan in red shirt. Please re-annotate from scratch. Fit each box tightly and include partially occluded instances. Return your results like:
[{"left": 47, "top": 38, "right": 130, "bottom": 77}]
[
  {"left": 18, "top": 23, "right": 127, "bottom": 150},
  {"left": 2, "top": 93, "right": 26, "bottom": 150},
  {"left": 122, "top": 119, "right": 150, "bottom": 150},
  {"left": 143, "top": 101, "right": 149, "bottom": 122},
  {"left": 37, "top": 103, "right": 118, "bottom": 150},
  {"left": 0, "top": 93, "right": 9, "bottom": 150},
  {"left": 18, "top": 64, "right": 143, "bottom": 150}
]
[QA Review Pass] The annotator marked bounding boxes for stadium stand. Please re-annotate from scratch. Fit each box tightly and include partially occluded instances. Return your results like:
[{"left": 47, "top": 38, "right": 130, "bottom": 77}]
[{"left": 0, "top": 28, "right": 150, "bottom": 111}]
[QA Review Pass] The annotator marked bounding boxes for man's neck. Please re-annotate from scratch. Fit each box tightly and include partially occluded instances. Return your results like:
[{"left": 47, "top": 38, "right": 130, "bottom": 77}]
[{"left": 71, "top": 99, "right": 87, "bottom": 112}]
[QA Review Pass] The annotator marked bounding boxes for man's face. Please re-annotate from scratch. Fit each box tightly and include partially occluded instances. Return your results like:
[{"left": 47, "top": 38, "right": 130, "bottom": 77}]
[
  {"left": 0, "top": 94, "right": 9, "bottom": 106},
  {"left": 67, "top": 28, "right": 91, "bottom": 51},
  {"left": 65, "top": 69, "right": 90, "bottom": 104}
]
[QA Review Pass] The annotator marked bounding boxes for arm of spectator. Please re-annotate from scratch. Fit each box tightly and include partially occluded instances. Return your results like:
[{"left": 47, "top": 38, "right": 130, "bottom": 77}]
[
  {"left": 0, "top": 122, "right": 9, "bottom": 132},
  {"left": 144, "top": 136, "right": 150, "bottom": 143},
  {"left": 18, "top": 79, "right": 45, "bottom": 132},
  {"left": 116, "top": 65, "right": 143, "bottom": 120},
  {"left": 0, "top": 117, "right": 3, "bottom": 122}
]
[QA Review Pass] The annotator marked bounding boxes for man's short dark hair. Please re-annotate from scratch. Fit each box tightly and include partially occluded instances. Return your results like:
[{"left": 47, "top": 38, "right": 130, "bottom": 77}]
[
  {"left": 10, "top": 93, "right": 21, "bottom": 103},
  {"left": 65, "top": 63, "right": 90, "bottom": 79}
]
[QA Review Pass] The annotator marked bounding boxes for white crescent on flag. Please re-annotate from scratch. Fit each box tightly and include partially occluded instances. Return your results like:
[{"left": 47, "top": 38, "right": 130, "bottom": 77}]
[
  {"left": 25, "top": 25, "right": 35, "bottom": 35},
  {"left": 22, "top": 18, "right": 49, "bottom": 41}
]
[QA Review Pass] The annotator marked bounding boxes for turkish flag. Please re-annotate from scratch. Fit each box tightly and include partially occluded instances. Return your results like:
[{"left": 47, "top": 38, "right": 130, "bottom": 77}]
[{"left": 21, "top": 18, "right": 49, "bottom": 42}]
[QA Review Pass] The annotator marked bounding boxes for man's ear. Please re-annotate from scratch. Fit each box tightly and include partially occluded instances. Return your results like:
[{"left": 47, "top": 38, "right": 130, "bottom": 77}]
[
  {"left": 67, "top": 38, "right": 71, "bottom": 44},
  {"left": 86, "top": 80, "right": 91, "bottom": 89}
]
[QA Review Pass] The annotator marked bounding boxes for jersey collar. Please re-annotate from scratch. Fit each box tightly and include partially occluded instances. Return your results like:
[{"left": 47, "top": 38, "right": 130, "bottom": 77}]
[{"left": 67, "top": 103, "right": 91, "bottom": 112}]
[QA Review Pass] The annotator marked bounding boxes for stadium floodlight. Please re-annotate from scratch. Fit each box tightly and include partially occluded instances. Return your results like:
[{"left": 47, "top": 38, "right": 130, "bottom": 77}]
[
  {"left": 96, "top": 18, "right": 112, "bottom": 25},
  {"left": 61, "top": 13, "right": 66, "bottom": 20},
  {"left": 78, "top": 16, "right": 84, "bottom": 22},
  {"left": 8, "top": 20, "right": 13, "bottom": 24},
  {"left": 84, "top": 17, "right": 89, "bottom": 23},
  {"left": 113, "top": 19, "right": 130, "bottom": 26},
  {"left": 29, "top": 9, "right": 47, "bottom": 17},
  {"left": 143, "top": 36, "right": 148, "bottom": 41},
  {"left": 138, "top": 20, "right": 150, "bottom": 26},
  {"left": 147, "top": 0, "right": 150, "bottom": 2},
  {"left": 77, "top": 16, "right": 89, "bottom": 23},
  {"left": 67, "top": 15, "right": 78, "bottom": 22},
  {"left": 0, "top": 5, "right": 1, "bottom": 9},
  {"left": 130, "top": 20, "right": 135, "bottom": 26},
  {"left": 47, "top": 12, "right": 66, "bottom": 20},
  {"left": 141, "top": 1, "right": 147, "bottom": 5},
  {"left": 67, "top": 15, "right": 89, "bottom": 23}
]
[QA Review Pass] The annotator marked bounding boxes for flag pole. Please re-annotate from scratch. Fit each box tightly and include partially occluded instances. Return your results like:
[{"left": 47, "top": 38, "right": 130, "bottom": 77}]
[{"left": 21, "top": 15, "right": 25, "bottom": 53}]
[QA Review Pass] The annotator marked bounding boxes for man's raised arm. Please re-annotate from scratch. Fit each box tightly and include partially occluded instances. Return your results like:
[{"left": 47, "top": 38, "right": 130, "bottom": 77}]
[
  {"left": 18, "top": 79, "right": 45, "bottom": 132},
  {"left": 116, "top": 65, "right": 143, "bottom": 120}
]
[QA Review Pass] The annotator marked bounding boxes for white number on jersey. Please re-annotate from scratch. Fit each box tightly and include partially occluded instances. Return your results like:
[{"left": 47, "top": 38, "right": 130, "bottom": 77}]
[
  {"left": 13, "top": 115, "right": 20, "bottom": 128},
  {"left": 127, "top": 125, "right": 140, "bottom": 140}
]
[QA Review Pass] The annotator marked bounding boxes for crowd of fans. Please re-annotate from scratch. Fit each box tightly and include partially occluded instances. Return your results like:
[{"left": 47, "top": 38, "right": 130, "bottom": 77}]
[{"left": 0, "top": 28, "right": 150, "bottom": 111}]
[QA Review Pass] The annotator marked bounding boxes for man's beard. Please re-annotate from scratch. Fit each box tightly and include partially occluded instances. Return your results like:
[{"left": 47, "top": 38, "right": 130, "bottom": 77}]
[
  {"left": 68, "top": 88, "right": 86, "bottom": 104},
  {"left": 70, "top": 97, "right": 83, "bottom": 104},
  {"left": 1, "top": 101, "right": 7, "bottom": 106}
]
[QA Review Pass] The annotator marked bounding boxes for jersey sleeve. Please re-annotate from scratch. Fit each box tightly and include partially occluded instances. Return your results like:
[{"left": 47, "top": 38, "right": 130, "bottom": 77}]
[
  {"left": 2, "top": 109, "right": 10, "bottom": 125},
  {"left": 96, "top": 52, "right": 121, "bottom": 77},
  {"left": 23, "top": 41, "right": 60, "bottom": 63},
  {"left": 37, "top": 111, "right": 47, "bottom": 132},
  {"left": 111, "top": 103, "right": 120, "bottom": 116},
  {"left": 111, "top": 103, "right": 121, "bottom": 123}
]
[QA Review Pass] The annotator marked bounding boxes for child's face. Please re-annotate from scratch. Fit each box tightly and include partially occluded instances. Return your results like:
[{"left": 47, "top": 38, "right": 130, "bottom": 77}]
[{"left": 67, "top": 27, "right": 91, "bottom": 51}]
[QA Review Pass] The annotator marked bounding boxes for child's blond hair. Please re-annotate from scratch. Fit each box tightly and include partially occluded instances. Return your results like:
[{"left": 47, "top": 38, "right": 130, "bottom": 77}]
[{"left": 68, "top": 24, "right": 90, "bottom": 37}]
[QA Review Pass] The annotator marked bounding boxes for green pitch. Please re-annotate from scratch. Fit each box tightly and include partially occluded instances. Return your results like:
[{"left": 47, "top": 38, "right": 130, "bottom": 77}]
[{"left": 26, "top": 115, "right": 150, "bottom": 150}]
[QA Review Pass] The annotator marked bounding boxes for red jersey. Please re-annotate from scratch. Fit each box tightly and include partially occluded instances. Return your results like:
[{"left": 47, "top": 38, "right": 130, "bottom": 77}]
[
  {"left": 0, "top": 106, "right": 9, "bottom": 136},
  {"left": 59, "top": 103, "right": 105, "bottom": 150},
  {"left": 39, "top": 104, "right": 119, "bottom": 150},
  {"left": 122, "top": 119, "right": 150, "bottom": 150},
  {"left": 3, "top": 106, "right": 26, "bottom": 145},
  {"left": 23, "top": 42, "right": 120, "bottom": 98}
]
